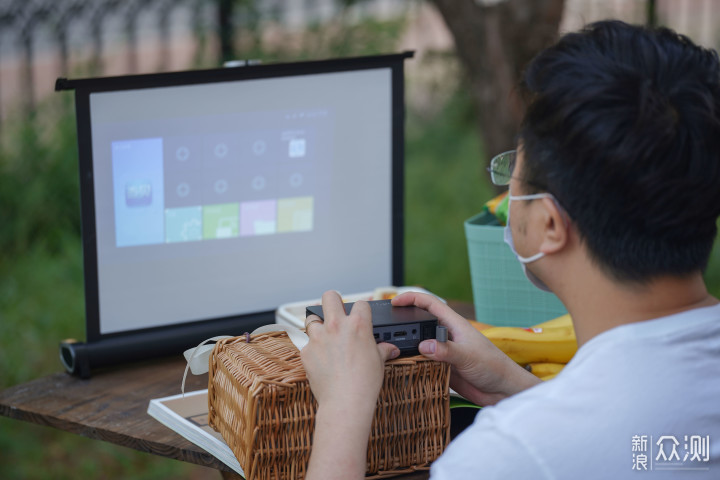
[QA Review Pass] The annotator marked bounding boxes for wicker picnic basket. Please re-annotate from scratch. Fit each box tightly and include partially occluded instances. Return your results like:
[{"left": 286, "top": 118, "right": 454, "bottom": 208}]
[{"left": 207, "top": 331, "right": 451, "bottom": 479}]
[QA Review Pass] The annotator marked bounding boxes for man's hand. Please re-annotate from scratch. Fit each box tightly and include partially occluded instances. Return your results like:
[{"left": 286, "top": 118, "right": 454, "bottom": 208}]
[
  {"left": 392, "top": 292, "right": 541, "bottom": 406},
  {"left": 301, "top": 290, "right": 399, "bottom": 480},
  {"left": 301, "top": 290, "right": 399, "bottom": 408}
]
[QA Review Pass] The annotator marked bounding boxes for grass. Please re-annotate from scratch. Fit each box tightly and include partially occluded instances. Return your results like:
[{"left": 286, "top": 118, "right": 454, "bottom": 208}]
[
  {"left": 0, "top": 239, "right": 218, "bottom": 479},
  {"left": 0, "top": 237, "right": 83, "bottom": 387},
  {"left": 0, "top": 100, "right": 215, "bottom": 478}
]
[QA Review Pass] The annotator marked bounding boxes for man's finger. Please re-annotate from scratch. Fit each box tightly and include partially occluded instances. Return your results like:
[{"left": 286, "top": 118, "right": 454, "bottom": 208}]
[
  {"left": 391, "top": 292, "right": 463, "bottom": 322},
  {"left": 349, "top": 299, "right": 372, "bottom": 322},
  {"left": 321, "top": 290, "right": 346, "bottom": 325},
  {"left": 392, "top": 292, "right": 472, "bottom": 340},
  {"left": 376, "top": 342, "right": 400, "bottom": 361}
]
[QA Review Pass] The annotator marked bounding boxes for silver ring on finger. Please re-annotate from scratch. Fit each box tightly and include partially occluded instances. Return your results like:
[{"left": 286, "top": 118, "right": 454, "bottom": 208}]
[{"left": 305, "top": 318, "right": 324, "bottom": 331}]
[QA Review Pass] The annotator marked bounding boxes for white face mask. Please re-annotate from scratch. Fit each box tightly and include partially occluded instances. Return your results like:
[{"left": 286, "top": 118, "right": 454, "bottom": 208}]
[{"left": 503, "top": 192, "right": 556, "bottom": 292}]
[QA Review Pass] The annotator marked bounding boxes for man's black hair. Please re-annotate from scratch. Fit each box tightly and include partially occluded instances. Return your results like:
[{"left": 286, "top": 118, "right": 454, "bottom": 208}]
[{"left": 520, "top": 20, "right": 720, "bottom": 283}]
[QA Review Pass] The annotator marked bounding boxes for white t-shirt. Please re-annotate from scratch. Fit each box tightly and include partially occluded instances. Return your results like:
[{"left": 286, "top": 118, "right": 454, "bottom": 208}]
[{"left": 431, "top": 303, "right": 720, "bottom": 479}]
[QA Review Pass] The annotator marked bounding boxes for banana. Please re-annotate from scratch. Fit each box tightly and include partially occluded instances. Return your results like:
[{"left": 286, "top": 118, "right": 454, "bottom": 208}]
[
  {"left": 481, "top": 325, "right": 577, "bottom": 364},
  {"left": 525, "top": 362, "right": 565, "bottom": 378},
  {"left": 532, "top": 313, "right": 573, "bottom": 329},
  {"left": 467, "top": 313, "right": 571, "bottom": 334},
  {"left": 539, "top": 372, "right": 558, "bottom": 381}
]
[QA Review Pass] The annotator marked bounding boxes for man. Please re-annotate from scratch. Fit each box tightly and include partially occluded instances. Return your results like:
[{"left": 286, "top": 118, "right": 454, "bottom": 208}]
[{"left": 300, "top": 20, "right": 720, "bottom": 479}]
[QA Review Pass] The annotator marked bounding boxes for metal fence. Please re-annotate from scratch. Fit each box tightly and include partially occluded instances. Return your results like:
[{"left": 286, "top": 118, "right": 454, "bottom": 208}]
[
  {"left": 0, "top": 0, "right": 219, "bottom": 120},
  {"left": 1, "top": 0, "right": 719, "bottom": 125},
  {"left": 0, "top": 0, "right": 409, "bottom": 124}
]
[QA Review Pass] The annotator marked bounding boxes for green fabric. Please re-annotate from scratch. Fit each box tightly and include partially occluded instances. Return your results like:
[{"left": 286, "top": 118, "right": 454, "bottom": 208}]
[{"left": 450, "top": 396, "right": 482, "bottom": 410}]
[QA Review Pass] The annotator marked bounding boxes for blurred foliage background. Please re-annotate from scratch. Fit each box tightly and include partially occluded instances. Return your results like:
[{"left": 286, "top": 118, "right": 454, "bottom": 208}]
[{"left": 1, "top": 0, "right": 720, "bottom": 478}]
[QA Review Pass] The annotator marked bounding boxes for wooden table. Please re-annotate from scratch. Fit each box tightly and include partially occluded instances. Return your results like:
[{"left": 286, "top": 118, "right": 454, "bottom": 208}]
[{"left": 0, "top": 301, "right": 475, "bottom": 479}]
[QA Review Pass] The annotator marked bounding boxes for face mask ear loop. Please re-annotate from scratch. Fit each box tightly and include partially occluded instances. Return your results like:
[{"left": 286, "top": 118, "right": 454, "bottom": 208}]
[
  {"left": 515, "top": 192, "right": 571, "bottom": 229},
  {"left": 516, "top": 251, "right": 545, "bottom": 264},
  {"left": 508, "top": 193, "right": 554, "bottom": 202},
  {"left": 508, "top": 192, "right": 559, "bottom": 265}
]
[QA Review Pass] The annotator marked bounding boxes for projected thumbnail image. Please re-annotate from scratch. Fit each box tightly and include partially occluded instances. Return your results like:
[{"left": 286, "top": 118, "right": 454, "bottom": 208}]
[
  {"left": 278, "top": 196, "right": 314, "bottom": 232},
  {"left": 203, "top": 203, "right": 239, "bottom": 239},
  {"left": 165, "top": 206, "right": 202, "bottom": 243},
  {"left": 112, "top": 138, "right": 165, "bottom": 247},
  {"left": 162, "top": 196, "right": 313, "bottom": 243},
  {"left": 241, "top": 200, "right": 277, "bottom": 236}
]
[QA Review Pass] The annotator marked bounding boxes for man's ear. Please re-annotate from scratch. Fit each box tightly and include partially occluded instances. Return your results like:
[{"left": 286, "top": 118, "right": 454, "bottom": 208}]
[{"left": 538, "top": 196, "right": 570, "bottom": 254}]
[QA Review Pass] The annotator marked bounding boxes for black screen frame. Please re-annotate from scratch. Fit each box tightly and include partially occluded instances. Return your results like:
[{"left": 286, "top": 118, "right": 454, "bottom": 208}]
[{"left": 57, "top": 52, "right": 411, "bottom": 361}]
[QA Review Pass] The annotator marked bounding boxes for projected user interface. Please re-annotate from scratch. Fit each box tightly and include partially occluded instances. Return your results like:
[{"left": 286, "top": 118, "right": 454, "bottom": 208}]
[
  {"left": 90, "top": 68, "right": 393, "bottom": 335},
  {"left": 112, "top": 121, "right": 321, "bottom": 248}
]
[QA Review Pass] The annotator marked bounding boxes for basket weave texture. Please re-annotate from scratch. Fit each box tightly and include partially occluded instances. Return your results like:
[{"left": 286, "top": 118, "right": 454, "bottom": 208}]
[{"left": 208, "top": 331, "right": 451, "bottom": 479}]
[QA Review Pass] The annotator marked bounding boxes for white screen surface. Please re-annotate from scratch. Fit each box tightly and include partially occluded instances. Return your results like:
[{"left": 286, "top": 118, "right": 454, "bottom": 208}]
[{"left": 89, "top": 68, "right": 394, "bottom": 335}]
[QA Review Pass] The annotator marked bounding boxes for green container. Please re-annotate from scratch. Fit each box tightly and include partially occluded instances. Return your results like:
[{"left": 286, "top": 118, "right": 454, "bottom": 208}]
[{"left": 464, "top": 211, "right": 567, "bottom": 327}]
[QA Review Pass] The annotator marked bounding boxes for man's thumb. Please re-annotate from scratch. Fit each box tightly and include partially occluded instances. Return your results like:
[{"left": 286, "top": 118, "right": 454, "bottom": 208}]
[
  {"left": 418, "top": 339, "right": 456, "bottom": 363},
  {"left": 377, "top": 342, "right": 401, "bottom": 361}
]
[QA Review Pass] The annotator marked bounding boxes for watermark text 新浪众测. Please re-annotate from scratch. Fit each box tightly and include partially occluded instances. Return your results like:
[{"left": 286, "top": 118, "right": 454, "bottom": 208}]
[{"left": 632, "top": 435, "right": 710, "bottom": 472}]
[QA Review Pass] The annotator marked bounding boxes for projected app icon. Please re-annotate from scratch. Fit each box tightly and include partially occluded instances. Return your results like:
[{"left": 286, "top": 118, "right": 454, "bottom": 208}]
[
  {"left": 214, "top": 143, "right": 228, "bottom": 158},
  {"left": 253, "top": 140, "right": 266, "bottom": 156},
  {"left": 203, "top": 203, "right": 239, "bottom": 239},
  {"left": 241, "top": 200, "right": 277, "bottom": 236},
  {"left": 216, "top": 218, "right": 235, "bottom": 238},
  {"left": 289, "top": 173, "right": 303, "bottom": 187},
  {"left": 278, "top": 196, "right": 313, "bottom": 233},
  {"left": 214, "top": 179, "right": 228, "bottom": 194},
  {"left": 176, "top": 182, "right": 190, "bottom": 198},
  {"left": 251, "top": 175, "right": 266, "bottom": 191},
  {"left": 176, "top": 146, "right": 190, "bottom": 162},
  {"left": 288, "top": 138, "right": 306, "bottom": 158},
  {"left": 125, "top": 180, "right": 152, "bottom": 207},
  {"left": 165, "top": 206, "right": 202, "bottom": 243}
]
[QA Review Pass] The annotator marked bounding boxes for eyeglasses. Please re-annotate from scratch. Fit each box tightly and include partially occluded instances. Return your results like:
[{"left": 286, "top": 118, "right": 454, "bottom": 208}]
[{"left": 487, "top": 150, "right": 516, "bottom": 186}]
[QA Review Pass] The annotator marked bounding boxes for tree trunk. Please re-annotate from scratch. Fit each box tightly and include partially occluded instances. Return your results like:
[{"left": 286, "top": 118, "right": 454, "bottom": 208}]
[
  {"left": 431, "top": 0, "right": 565, "bottom": 171},
  {"left": 218, "top": 0, "right": 236, "bottom": 64}
]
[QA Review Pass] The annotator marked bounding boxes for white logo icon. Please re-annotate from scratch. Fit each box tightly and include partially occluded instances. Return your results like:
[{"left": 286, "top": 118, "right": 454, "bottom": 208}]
[
  {"left": 180, "top": 218, "right": 200, "bottom": 241},
  {"left": 289, "top": 138, "right": 306, "bottom": 158},
  {"left": 216, "top": 218, "right": 235, "bottom": 238},
  {"left": 656, "top": 436, "right": 681, "bottom": 462}
]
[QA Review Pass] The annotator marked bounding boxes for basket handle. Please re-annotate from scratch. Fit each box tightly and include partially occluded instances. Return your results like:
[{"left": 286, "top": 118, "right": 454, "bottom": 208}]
[
  {"left": 181, "top": 335, "right": 233, "bottom": 396},
  {"left": 180, "top": 324, "right": 310, "bottom": 395}
]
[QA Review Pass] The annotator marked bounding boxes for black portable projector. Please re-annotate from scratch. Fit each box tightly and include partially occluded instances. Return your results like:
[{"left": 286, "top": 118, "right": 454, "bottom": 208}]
[{"left": 305, "top": 299, "right": 445, "bottom": 355}]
